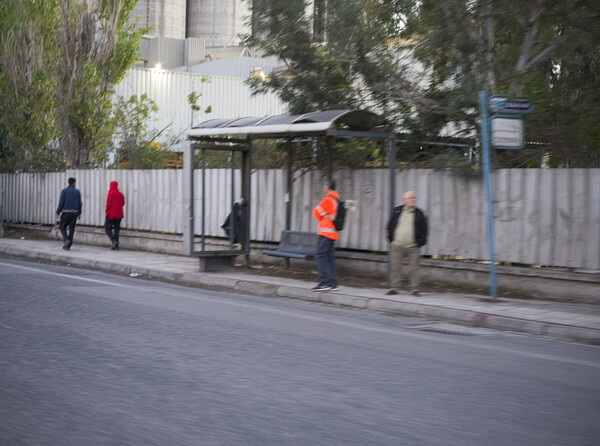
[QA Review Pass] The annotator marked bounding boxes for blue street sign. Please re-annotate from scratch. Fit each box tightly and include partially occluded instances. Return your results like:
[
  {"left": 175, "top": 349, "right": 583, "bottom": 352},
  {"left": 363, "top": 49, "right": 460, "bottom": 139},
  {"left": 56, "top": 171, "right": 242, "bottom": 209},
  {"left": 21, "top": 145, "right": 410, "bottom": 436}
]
[{"left": 489, "top": 95, "right": 534, "bottom": 114}]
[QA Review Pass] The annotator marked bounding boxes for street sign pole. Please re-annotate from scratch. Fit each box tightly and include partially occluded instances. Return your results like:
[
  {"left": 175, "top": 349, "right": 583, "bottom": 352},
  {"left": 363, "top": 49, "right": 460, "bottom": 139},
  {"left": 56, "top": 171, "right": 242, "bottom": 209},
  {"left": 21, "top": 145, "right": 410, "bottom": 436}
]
[{"left": 479, "top": 91, "right": 498, "bottom": 301}]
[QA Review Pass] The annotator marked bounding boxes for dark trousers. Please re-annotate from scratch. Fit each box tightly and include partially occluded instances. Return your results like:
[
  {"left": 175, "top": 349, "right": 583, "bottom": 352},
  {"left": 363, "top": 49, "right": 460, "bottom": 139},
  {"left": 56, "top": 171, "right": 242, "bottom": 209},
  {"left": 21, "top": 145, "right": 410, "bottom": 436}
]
[
  {"left": 59, "top": 213, "right": 78, "bottom": 243},
  {"left": 315, "top": 235, "right": 337, "bottom": 287},
  {"left": 105, "top": 218, "right": 122, "bottom": 243}
]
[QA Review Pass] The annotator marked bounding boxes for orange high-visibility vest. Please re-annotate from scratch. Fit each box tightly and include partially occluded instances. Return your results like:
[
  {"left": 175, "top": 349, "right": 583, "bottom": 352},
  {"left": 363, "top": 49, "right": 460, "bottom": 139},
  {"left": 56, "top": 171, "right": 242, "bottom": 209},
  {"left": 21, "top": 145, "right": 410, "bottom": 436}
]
[{"left": 312, "top": 191, "right": 340, "bottom": 241}]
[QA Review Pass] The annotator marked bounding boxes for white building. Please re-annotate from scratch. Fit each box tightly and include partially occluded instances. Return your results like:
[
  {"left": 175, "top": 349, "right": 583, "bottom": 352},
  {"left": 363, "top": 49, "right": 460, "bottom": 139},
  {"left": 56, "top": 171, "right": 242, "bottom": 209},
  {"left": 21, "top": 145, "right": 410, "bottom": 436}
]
[
  {"left": 113, "top": 68, "right": 288, "bottom": 152},
  {"left": 129, "top": 0, "right": 250, "bottom": 45}
]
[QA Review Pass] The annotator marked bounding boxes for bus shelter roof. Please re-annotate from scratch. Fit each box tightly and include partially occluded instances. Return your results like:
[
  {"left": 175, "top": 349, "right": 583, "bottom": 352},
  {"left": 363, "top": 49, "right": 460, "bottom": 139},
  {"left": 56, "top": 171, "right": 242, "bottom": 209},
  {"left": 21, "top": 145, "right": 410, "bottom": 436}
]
[{"left": 188, "top": 109, "right": 392, "bottom": 140}]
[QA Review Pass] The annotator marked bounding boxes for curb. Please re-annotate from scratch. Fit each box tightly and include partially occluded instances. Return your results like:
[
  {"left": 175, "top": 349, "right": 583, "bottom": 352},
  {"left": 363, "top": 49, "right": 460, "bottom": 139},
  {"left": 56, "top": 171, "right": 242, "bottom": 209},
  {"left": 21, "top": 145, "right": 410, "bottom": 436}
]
[{"left": 2, "top": 245, "right": 599, "bottom": 345}]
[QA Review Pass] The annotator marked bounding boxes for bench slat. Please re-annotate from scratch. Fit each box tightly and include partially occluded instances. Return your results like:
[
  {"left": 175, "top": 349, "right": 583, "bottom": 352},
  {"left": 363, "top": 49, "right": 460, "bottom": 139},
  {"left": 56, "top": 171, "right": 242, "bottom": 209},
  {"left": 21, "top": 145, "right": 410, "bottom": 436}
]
[
  {"left": 261, "top": 250, "right": 310, "bottom": 259},
  {"left": 262, "top": 230, "right": 318, "bottom": 260}
]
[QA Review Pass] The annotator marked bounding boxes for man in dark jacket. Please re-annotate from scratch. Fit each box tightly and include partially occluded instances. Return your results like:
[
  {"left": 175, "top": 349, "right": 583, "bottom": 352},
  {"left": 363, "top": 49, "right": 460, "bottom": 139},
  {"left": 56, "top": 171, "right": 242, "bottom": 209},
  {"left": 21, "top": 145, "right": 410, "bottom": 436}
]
[
  {"left": 105, "top": 181, "right": 125, "bottom": 250},
  {"left": 385, "top": 191, "right": 428, "bottom": 296},
  {"left": 56, "top": 177, "right": 82, "bottom": 250}
]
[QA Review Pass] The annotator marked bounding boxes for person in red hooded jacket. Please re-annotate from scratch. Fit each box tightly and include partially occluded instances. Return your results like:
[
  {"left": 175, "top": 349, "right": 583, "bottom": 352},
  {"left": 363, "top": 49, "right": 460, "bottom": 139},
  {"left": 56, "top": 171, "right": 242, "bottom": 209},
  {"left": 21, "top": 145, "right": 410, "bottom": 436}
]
[{"left": 105, "top": 181, "right": 125, "bottom": 250}]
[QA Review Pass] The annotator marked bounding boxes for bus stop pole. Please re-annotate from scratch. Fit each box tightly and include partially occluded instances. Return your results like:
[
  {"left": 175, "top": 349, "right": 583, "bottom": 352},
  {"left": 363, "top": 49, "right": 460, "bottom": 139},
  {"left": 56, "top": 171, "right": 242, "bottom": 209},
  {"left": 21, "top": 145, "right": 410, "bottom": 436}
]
[
  {"left": 0, "top": 186, "right": 4, "bottom": 238},
  {"left": 242, "top": 142, "right": 252, "bottom": 264},
  {"left": 479, "top": 91, "right": 498, "bottom": 301},
  {"left": 387, "top": 134, "right": 396, "bottom": 285},
  {"left": 230, "top": 150, "right": 235, "bottom": 250},
  {"left": 285, "top": 139, "right": 293, "bottom": 268},
  {"left": 285, "top": 138, "right": 292, "bottom": 231},
  {"left": 182, "top": 142, "right": 194, "bottom": 256},
  {"left": 326, "top": 136, "right": 334, "bottom": 180}
]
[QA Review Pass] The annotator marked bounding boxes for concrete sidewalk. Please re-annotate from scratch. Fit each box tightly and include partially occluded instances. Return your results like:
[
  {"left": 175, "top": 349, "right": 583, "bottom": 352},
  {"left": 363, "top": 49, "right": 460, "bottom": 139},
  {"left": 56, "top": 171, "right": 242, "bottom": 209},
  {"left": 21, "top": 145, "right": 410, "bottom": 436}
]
[{"left": 1, "top": 237, "right": 599, "bottom": 345}]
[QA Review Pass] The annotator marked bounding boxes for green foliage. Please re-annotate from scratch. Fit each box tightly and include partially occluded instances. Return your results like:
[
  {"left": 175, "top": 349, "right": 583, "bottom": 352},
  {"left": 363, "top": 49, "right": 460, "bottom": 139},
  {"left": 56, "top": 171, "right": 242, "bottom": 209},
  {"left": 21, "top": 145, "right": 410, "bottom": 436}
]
[
  {"left": 54, "top": 0, "right": 148, "bottom": 168},
  {"left": 429, "top": 151, "right": 481, "bottom": 179},
  {"left": 404, "top": 0, "right": 600, "bottom": 167},
  {"left": 109, "top": 94, "right": 173, "bottom": 169},
  {"left": 245, "top": 0, "right": 599, "bottom": 168},
  {"left": 0, "top": 0, "right": 61, "bottom": 172},
  {"left": 191, "top": 136, "right": 388, "bottom": 170},
  {"left": 331, "top": 139, "right": 386, "bottom": 168},
  {"left": 251, "top": 140, "right": 288, "bottom": 169},
  {"left": 0, "top": 0, "right": 147, "bottom": 172},
  {"left": 244, "top": 0, "right": 400, "bottom": 114},
  {"left": 188, "top": 88, "right": 213, "bottom": 127},
  {"left": 526, "top": 1, "right": 600, "bottom": 167}
]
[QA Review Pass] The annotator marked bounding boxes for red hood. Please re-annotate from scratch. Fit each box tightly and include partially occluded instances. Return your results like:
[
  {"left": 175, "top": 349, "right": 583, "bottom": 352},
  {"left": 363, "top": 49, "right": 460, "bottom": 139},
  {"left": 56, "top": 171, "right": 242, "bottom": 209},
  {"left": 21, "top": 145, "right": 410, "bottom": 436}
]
[{"left": 109, "top": 181, "right": 119, "bottom": 191}]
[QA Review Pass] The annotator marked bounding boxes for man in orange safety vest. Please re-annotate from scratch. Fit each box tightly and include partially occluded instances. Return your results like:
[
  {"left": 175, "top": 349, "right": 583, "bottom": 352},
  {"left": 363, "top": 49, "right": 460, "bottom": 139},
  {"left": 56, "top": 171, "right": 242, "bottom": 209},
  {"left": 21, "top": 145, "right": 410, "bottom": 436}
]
[{"left": 312, "top": 179, "right": 340, "bottom": 291}]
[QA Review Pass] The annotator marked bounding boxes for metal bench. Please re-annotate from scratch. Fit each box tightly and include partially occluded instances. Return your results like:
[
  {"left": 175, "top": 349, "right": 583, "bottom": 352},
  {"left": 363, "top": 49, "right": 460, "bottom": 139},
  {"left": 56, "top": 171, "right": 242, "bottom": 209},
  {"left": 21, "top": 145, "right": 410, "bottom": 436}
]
[
  {"left": 262, "top": 230, "right": 318, "bottom": 260},
  {"left": 192, "top": 250, "right": 243, "bottom": 272}
]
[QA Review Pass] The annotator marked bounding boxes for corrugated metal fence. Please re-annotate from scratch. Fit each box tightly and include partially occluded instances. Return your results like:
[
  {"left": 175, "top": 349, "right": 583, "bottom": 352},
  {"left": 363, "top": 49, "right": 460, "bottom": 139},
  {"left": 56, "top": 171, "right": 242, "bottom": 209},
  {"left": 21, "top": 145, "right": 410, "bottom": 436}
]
[{"left": 1, "top": 169, "right": 599, "bottom": 269}]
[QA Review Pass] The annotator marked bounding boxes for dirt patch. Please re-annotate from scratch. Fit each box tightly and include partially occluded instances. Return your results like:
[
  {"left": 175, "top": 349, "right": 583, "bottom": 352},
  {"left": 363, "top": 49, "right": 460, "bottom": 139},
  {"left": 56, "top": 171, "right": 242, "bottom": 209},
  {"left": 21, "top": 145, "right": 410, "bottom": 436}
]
[
  {"left": 233, "top": 259, "right": 560, "bottom": 302},
  {"left": 3, "top": 226, "right": 56, "bottom": 241}
]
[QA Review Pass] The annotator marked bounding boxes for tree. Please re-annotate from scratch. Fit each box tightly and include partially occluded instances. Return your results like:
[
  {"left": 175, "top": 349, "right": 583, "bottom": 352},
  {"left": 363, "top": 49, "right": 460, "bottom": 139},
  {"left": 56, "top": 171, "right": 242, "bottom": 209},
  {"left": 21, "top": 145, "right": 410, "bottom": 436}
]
[
  {"left": 0, "top": 0, "right": 61, "bottom": 171},
  {"left": 54, "top": 0, "right": 147, "bottom": 168},
  {"left": 244, "top": 0, "right": 599, "bottom": 167},
  {"left": 0, "top": 0, "right": 147, "bottom": 172},
  {"left": 402, "top": 0, "right": 600, "bottom": 167},
  {"left": 525, "top": 1, "right": 600, "bottom": 166},
  {"left": 243, "top": 0, "right": 405, "bottom": 114},
  {"left": 243, "top": 0, "right": 414, "bottom": 168}
]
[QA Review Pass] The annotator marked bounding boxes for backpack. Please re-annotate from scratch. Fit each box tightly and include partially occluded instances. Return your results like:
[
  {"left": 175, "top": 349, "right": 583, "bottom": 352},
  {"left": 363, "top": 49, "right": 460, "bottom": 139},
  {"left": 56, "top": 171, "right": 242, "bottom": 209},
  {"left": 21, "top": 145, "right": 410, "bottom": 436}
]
[{"left": 333, "top": 199, "right": 346, "bottom": 231}]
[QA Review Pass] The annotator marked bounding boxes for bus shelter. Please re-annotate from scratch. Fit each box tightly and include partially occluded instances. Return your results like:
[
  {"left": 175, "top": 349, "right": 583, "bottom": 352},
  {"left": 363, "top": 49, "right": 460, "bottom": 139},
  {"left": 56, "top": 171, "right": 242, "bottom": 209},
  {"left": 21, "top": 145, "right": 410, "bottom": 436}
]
[{"left": 184, "top": 109, "right": 395, "bottom": 271}]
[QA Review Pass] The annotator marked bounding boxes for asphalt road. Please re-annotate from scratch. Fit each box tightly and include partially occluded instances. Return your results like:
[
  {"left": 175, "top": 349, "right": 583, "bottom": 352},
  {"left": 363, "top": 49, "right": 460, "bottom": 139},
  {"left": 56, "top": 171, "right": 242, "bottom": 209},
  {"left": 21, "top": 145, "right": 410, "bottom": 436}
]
[{"left": 1, "top": 257, "right": 599, "bottom": 446}]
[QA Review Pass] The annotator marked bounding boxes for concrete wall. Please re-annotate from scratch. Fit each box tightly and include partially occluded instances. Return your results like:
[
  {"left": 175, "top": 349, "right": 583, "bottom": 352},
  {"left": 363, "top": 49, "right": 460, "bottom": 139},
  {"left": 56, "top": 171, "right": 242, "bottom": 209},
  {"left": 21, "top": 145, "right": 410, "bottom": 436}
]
[
  {"left": 186, "top": 0, "right": 250, "bottom": 47},
  {"left": 130, "top": 0, "right": 187, "bottom": 39},
  {"left": 146, "top": 37, "right": 186, "bottom": 69}
]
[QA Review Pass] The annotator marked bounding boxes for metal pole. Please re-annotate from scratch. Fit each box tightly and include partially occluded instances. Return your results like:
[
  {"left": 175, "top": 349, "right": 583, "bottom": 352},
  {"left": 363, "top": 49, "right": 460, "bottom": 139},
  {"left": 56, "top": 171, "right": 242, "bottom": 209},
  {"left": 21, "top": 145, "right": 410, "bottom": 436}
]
[
  {"left": 387, "top": 134, "right": 396, "bottom": 284},
  {"left": 182, "top": 143, "right": 194, "bottom": 255},
  {"left": 242, "top": 142, "right": 251, "bottom": 264},
  {"left": 285, "top": 138, "right": 293, "bottom": 231},
  {"left": 285, "top": 139, "right": 293, "bottom": 268},
  {"left": 0, "top": 187, "right": 4, "bottom": 238},
  {"left": 326, "top": 136, "right": 334, "bottom": 179},
  {"left": 202, "top": 149, "right": 206, "bottom": 252},
  {"left": 230, "top": 150, "right": 235, "bottom": 249},
  {"left": 479, "top": 91, "right": 498, "bottom": 301}
]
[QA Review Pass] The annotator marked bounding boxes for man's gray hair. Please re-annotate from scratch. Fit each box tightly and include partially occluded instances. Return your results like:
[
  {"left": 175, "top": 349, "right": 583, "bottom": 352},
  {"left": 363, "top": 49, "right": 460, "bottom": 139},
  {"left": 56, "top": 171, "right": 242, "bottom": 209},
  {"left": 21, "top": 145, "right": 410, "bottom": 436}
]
[{"left": 325, "top": 179, "right": 336, "bottom": 191}]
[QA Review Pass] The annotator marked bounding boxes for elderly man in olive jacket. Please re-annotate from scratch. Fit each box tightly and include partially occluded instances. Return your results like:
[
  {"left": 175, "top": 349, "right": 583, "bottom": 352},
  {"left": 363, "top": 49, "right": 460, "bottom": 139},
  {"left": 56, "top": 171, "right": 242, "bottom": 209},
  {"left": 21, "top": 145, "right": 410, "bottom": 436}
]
[{"left": 385, "top": 191, "right": 428, "bottom": 296}]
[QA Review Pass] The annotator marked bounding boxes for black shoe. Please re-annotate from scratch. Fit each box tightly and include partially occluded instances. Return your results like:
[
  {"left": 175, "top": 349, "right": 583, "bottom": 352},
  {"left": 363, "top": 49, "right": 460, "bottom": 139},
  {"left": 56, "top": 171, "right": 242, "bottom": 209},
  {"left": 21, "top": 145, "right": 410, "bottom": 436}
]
[
  {"left": 385, "top": 289, "right": 399, "bottom": 295},
  {"left": 329, "top": 285, "right": 339, "bottom": 291},
  {"left": 62, "top": 241, "right": 71, "bottom": 250},
  {"left": 411, "top": 290, "right": 421, "bottom": 297},
  {"left": 312, "top": 283, "right": 331, "bottom": 291},
  {"left": 114, "top": 242, "right": 119, "bottom": 250},
  {"left": 111, "top": 241, "right": 117, "bottom": 250}
]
